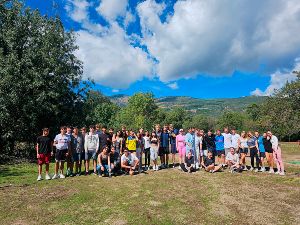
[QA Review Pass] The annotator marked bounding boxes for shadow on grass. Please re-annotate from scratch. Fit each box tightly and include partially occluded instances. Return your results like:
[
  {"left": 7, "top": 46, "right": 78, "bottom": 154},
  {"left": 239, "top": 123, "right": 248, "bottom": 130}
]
[{"left": 0, "top": 166, "right": 28, "bottom": 178}]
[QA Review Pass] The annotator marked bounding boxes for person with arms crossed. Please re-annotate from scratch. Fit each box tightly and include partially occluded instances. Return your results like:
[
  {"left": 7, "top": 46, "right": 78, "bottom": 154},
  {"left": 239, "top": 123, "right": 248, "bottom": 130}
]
[{"left": 84, "top": 125, "right": 99, "bottom": 175}]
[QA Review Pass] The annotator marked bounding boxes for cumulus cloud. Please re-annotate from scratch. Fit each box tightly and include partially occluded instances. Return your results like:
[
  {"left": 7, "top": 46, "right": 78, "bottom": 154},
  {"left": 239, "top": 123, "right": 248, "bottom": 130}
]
[
  {"left": 167, "top": 82, "right": 179, "bottom": 90},
  {"left": 96, "top": 0, "right": 128, "bottom": 21},
  {"left": 137, "top": 0, "right": 300, "bottom": 82},
  {"left": 251, "top": 58, "right": 300, "bottom": 96}
]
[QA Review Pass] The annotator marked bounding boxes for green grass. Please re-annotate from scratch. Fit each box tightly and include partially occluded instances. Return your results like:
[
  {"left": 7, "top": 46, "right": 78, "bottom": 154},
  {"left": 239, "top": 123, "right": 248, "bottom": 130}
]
[{"left": 0, "top": 143, "right": 300, "bottom": 225}]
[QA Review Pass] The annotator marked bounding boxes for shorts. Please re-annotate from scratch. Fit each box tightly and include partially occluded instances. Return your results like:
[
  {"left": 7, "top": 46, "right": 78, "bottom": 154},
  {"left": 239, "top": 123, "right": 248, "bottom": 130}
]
[
  {"left": 85, "top": 150, "right": 97, "bottom": 160},
  {"left": 158, "top": 146, "right": 164, "bottom": 156},
  {"left": 73, "top": 152, "right": 82, "bottom": 161},
  {"left": 239, "top": 148, "right": 248, "bottom": 154},
  {"left": 260, "top": 152, "right": 266, "bottom": 158},
  {"left": 38, "top": 153, "right": 51, "bottom": 165},
  {"left": 150, "top": 146, "right": 158, "bottom": 160},
  {"left": 171, "top": 143, "right": 177, "bottom": 154},
  {"left": 55, "top": 149, "right": 68, "bottom": 162},
  {"left": 162, "top": 146, "right": 170, "bottom": 155},
  {"left": 216, "top": 150, "right": 225, "bottom": 157},
  {"left": 81, "top": 151, "right": 85, "bottom": 161},
  {"left": 129, "top": 149, "right": 136, "bottom": 153},
  {"left": 265, "top": 148, "right": 273, "bottom": 153}
]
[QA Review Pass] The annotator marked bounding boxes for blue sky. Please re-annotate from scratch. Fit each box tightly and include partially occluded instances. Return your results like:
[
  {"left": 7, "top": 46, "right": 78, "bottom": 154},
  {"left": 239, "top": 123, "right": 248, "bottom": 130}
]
[{"left": 25, "top": 0, "right": 300, "bottom": 98}]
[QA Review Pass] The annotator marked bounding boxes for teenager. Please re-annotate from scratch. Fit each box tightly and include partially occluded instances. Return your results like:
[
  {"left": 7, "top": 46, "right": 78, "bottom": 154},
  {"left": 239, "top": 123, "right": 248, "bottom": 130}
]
[
  {"left": 98, "top": 126, "right": 110, "bottom": 153},
  {"left": 112, "top": 130, "right": 123, "bottom": 154},
  {"left": 80, "top": 127, "right": 87, "bottom": 173},
  {"left": 238, "top": 131, "right": 249, "bottom": 170},
  {"left": 264, "top": 133, "right": 274, "bottom": 173},
  {"left": 110, "top": 146, "right": 121, "bottom": 175},
  {"left": 95, "top": 124, "right": 102, "bottom": 135},
  {"left": 53, "top": 126, "right": 71, "bottom": 179},
  {"left": 222, "top": 127, "right": 232, "bottom": 156},
  {"left": 180, "top": 151, "right": 195, "bottom": 173},
  {"left": 66, "top": 126, "right": 74, "bottom": 177},
  {"left": 231, "top": 129, "right": 240, "bottom": 153},
  {"left": 120, "top": 126, "right": 127, "bottom": 154},
  {"left": 72, "top": 127, "right": 84, "bottom": 176},
  {"left": 185, "top": 127, "right": 195, "bottom": 155},
  {"left": 150, "top": 132, "right": 159, "bottom": 171},
  {"left": 268, "top": 131, "right": 285, "bottom": 175},
  {"left": 169, "top": 124, "right": 178, "bottom": 168},
  {"left": 126, "top": 130, "right": 137, "bottom": 155},
  {"left": 121, "top": 149, "right": 139, "bottom": 175},
  {"left": 199, "top": 130, "right": 207, "bottom": 157},
  {"left": 136, "top": 132, "right": 143, "bottom": 173},
  {"left": 256, "top": 131, "right": 266, "bottom": 172},
  {"left": 160, "top": 125, "right": 170, "bottom": 168},
  {"left": 202, "top": 151, "right": 222, "bottom": 173},
  {"left": 247, "top": 131, "right": 260, "bottom": 171},
  {"left": 143, "top": 131, "right": 151, "bottom": 171},
  {"left": 108, "top": 128, "right": 114, "bottom": 150},
  {"left": 195, "top": 130, "right": 203, "bottom": 170},
  {"left": 225, "top": 147, "right": 240, "bottom": 173},
  {"left": 98, "top": 146, "right": 111, "bottom": 177},
  {"left": 176, "top": 129, "right": 186, "bottom": 167},
  {"left": 84, "top": 125, "right": 99, "bottom": 175},
  {"left": 203, "top": 130, "right": 216, "bottom": 163},
  {"left": 36, "top": 128, "right": 53, "bottom": 181},
  {"left": 215, "top": 129, "right": 225, "bottom": 166}
]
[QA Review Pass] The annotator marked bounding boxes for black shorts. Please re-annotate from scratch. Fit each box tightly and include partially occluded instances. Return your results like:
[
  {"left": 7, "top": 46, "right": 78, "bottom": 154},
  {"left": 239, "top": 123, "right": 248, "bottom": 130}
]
[
  {"left": 239, "top": 148, "right": 248, "bottom": 154},
  {"left": 265, "top": 148, "right": 273, "bottom": 153},
  {"left": 171, "top": 143, "right": 177, "bottom": 154},
  {"left": 260, "top": 152, "right": 266, "bottom": 158},
  {"left": 158, "top": 146, "right": 168, "bottom": 156},
  {"left": 216, "top": 150, "right": 225, "bottom": 157},
  {"left": 55, "top": 149, "right": 68, "bottom": 162}
]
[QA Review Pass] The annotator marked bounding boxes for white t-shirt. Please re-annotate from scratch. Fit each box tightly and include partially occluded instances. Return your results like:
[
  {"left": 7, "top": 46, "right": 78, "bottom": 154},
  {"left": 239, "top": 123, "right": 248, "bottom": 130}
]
[
  {"left": 226, "top": 152, "right": 239, "bottom": 164},
  {"left": 195, "top": 136, "right": 203, "bottom": 150},
  {"left": 222, "top": 133, "right": 232, "bottom": 149},
  {"left": 54, "top": 134, "right": 70, "bottom": 150},
  {"left": 231, "top": 134, "right": 240, "bottom": 148},
  {"left": 121, "top": 153, "right": 138, "bottom": 165},
  {"left": 270, "top": 135, "right": 279, "bottom": 149},
  {"left": 143, "top": 136, "right": 151, "bottom": 149}
]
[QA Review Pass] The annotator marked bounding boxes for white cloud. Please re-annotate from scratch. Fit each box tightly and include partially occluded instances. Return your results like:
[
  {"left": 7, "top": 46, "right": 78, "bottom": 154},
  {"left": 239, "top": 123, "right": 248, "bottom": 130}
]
[
  {"left": 65, "top": 0, "right": 89, "bottom": 23},
  {"left": 76, "top": 23, "right": 154, "bottom": 88},
  {"left": 167, "top": 82, "right": 179, "bottom": 90},
  {"left": 137, "top": 0, "right": 300, "bottom": 82},
  {"left": 96, "top": 0, "right": 128, "bottom": 21},
  {"left": 251, "top": 58, "right": 300, "bottom": 96}
]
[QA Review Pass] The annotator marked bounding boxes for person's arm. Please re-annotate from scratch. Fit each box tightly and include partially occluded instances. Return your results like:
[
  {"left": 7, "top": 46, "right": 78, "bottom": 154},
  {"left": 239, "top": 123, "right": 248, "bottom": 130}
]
[
  {"left": 84, "top": 135, "right": 87, "bottom": 152},
  {"left": 98, "top": 153, "right": 102, "bottom": 167},
  {"left": 238, "top": 138, "right": 241, "bottom": 149},
  {"left": 108, "top": 155, "right": 111, "bottom": 171},
  {"left": 255, "top": 139, "right": 259, "bottom": 152},
  {"left": 96, "top": 135, "right": 99, "bottom": 153},
  {"left": 36, "top": 138, "right": 39, "bottom": 159},
  {"left": 176, "top": 136, "right": 178, "bottom": 150}
]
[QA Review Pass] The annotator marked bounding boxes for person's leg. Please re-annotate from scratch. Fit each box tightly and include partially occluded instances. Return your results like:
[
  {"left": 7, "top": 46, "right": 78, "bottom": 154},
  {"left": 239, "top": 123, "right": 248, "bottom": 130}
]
[
  {"left": 213, "top": 164, "right": 222, "bottom": 172},
  {"left": 55, "top": 161, "right": 59, "bottom": 175},
  {"left": 60, "top": 161, "right": 65, "bottom": 175},
  {"left": 86, "top": 159, "right": 90, "bottom": 173},
  {"left": 276, "top": 147, "right": 285, "bottom": 174},
  {"left": 165, "top": 153, "right": 169, "bottom": 167},
  {"left": 205, "top": 165, "right": 215, "bottom": 172},
  {"left": 250, "top": 149, "right": 255, "bottom": 169},
  {"left": 255, "top": 149, "right": 260, "bottom": 169},
  {"left": 221, "top": 153, "right": 225, "bottom": 165},
  {"left": 45, "top": 163, "right": 49, "bottom": 175},
  {"left": 38, "top": 164, "right": 42, "bottom": 176}
]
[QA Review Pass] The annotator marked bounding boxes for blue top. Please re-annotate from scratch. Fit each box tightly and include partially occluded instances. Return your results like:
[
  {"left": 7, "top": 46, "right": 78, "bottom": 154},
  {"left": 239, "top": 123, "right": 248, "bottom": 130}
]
[
  {"left": 185, "top": 132, "right": 194, "bottom": 149},
  {"left": 170, "top": 129, "right": 178, "bottom": 144},
  {"left": 160, "top": 132, "right": 170, "bottom": 147},
  {"left": 215, "top": 135, "right": 224, "bottom": 151},
  {"left": 257, "top": 136, "right": 265, "bottom": 152},
  {"left": 247, "top": 136, "right": 257, "bottom": 148}
]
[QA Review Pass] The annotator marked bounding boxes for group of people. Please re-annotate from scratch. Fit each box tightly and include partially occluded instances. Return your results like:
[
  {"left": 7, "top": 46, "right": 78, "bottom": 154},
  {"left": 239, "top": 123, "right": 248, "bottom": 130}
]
[{"left": 35, "top": 124, "right": 285, "bottom": 181}]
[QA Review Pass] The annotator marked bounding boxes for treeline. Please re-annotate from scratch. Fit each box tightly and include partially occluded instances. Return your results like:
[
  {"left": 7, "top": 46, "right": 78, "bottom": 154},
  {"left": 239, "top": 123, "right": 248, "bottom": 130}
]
[{"left": 0, "top": 1, "right": 299, "bottom": 161}]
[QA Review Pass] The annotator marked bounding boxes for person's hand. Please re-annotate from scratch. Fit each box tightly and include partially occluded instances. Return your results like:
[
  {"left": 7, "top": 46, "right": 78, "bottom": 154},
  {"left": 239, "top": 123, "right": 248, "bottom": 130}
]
[
  {"left": 51, "top": 152, "right": 54, "bottom": 156},
  {"left": 101, "top": 166, "right": 104, "bottom": 171},
  {"left": 109, "top": 169, "right": 111, "bottom": 173},
  {"left": 66, "top": 152, "right": 69, "bottom": 156},
  {"left": 37, "top": 154, "right": 40, "bottom": 159}
]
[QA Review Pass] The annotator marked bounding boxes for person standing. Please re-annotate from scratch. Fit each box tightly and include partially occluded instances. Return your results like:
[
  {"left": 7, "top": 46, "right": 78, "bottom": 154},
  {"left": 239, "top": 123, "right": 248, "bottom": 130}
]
[
  {"left": 112, "top": 130, "right": 123, "bottom": 154},
  {"left": 126, "top": 130, "right": 137, "bottom": 155},
  {"left": 143, "top": 131, "right": 151, "bottom": 171},
  {"left": 268, "top": 131, "right": 285, "bottom": 175},
  {"left": 80, "top": 127, "right": 87, "bottom": 174},
  {"left": 66, "top": 126, "right": 74, "bottom": 177},
  {"left": 176, "top": 129, "right": 186, "bottom": 167},
  {"left": 98, "top": 126, "right": 110, "bottom": 154},
  {"left": 84, "top": 125, "right": 99, "bottom": 175},
  {"left": 185, "top": 127, "right": 195, "bottom": 155},
  {"left": 53, "top": 126, "right": 71, "bottom": 179},
  {"left": 247, "top": 131, "right": 260, "bottom": 171},
  {"left": 256, "top": 131, "right": 266, "bottom": 172},
  {"left": 238, "top": 131, "right": 249, "bottom": 170},
  {"left": 231, "top": 129, "right": 240, "bottom": 154},
  {"left": 169, "top": 124, "right": 178, "bottom": 168},
  {"left": 150, "top": 132, "right": 159, "bottom": 171},
  {"left": 263, "top": 133, "right": 274, "bottom": 173},
  {"left": 203, "top": 130, "right": 216, "bottom": 163},
  {"left": 72, "top": 127, "right": 84, "bottom": 176},
  {"left": 195, "top": 130, "right": 203, "bottom": 170},
  {"left": 36, "top": 128, "right": 53, "bottom": 181},
  {"left": 160, "top": 125, "right": 170, "bottom": 168},
  {"left": 222, "top": 127, "right": 232, "bottom": 156},
  {"left": 215, "top": 129, "right": 225, "bottom": 166}
]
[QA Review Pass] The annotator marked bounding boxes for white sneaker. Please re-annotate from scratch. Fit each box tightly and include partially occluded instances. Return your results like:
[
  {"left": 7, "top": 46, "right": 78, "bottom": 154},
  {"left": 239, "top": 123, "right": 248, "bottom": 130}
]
[
  {"left": 243, "top": 166, "right": 248, "bottom": 171},
  {"left": 52, "top": 174, "right": 59, "bottom": 179},
  {"left": 156, "top": 165, "right": 159, "bottom": 171},
  {"left": 37, "top": 175, "right": 42, "bottom": 181},
  {"left": 279, "top": 172, "right": 285, "bottom": 176},
  {"left": 59, "top": 174, "right": 65, "bottom": 179},
  {"left": 45, "top": 174, "right": 51, "bottom": 180},
  {"left": 249, "top": 167, "right": 254, "bottom": 171},
  {"left": 275, "top": 171, "right": 280, "bottom": 175},
  {"left": 254, "top": 168, "right": 259, "bottom": 172},
  {"left": 269, "top": 168, "right": 274, "bottom": 174},
  {"left": 261, "top": 167, "right": 266, "bottom": 172}
]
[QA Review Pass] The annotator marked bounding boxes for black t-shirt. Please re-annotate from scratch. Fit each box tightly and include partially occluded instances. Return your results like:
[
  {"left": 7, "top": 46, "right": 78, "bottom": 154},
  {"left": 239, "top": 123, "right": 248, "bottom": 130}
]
[
  {"left": 100, "top": 154, "right": 109, "bottom": 165},
  {"left": 37, "top": 136, "right": 52, "bottom": 154},
  {"left": 263, "top": 138, "right": 272, "bottom": 151},
  {"left": 110, "top": 152, "right": 120, "bottom": 163},
  {"left": 185, "top": 156, "right": 194, "bottom": 167},
  {"left": 204, "top": 157, "right": 214, "bottom": 167},
  {"left": 99, "top": 133, "right": 110, "bottom": 151},
  {"left": 204, "top": 134, "right": 216, "bottom": 149}
]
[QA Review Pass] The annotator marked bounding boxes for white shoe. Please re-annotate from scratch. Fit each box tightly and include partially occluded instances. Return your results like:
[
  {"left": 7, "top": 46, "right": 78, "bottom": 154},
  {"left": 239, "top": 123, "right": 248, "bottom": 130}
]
[
  {"left": 52, "top": 174, "right": 59, "bottom": 179},
  {"left": 279, "top": 172, "right": 285, "bottom": 176},
  {"left": 37, "top": 175, "right": 42, "bottom": 181},
  {"left": 269, "top": 168, "right": 274, "bottom": 174},
  {"left": 249, "top": 167, "right": 254, "bottom": 171},
  {"left": 45, "top": 174, "right": 51, "bottom": 180},
  {"left": 254, "top": 168, "right": 259, "bottom": 172},
  {"left": 59, "top": 174, "right": 65, "bottom": 179},
  {"left": 243, "top": 166, "right": 248, "bottom": 171},
  {"left": 156, "top": 165, "right": 159, "bottom": 171},
  {"left": 261, "top": 167, "right": 266, "bottom": 172},
  {"left": 275, "top": 171, "right": 280, "bottom": 175}
]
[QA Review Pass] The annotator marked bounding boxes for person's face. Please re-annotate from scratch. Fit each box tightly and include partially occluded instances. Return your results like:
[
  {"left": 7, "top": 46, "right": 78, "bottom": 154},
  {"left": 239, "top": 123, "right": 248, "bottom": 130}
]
[
  {"left": 155, "top": 125, "right": 160, "bottom": 130},
  {"left": 67, "top": 127, "right": 72, "bottom": 134},
  {"left": 90, "top": 127, "right": 95, "bottom": 133},
  {"left": 139, "top": 128, "right": 144, "bottom": 133},
  {"left": 130, "top": 131, "right": 134, "bottom": 136},
  {"left": 267, "top": 131, "right": 272, "bottom": 137},
  {"left": 248, "top": 133, "right": 252, "bottom": 138},
  {"left": 255, "top": 132, "right": 259, "bottom": 137},
  {"left": 163, "top": 126, "right": 167, "bottom": 132},
  {"left": 61, "top": 128, "right": 66, "bottom": 134},
  {"left": 96, "top": 126, "right": 100, "bottom": 130},
  {"left": 117, "top": 131, "right": 120, "bottom": 136},
  {"left": 103, "top": 147, "right": 107, "bottom": 154},
  {"left": 124, "top": 151, "right": 129, "bottom": 156},
  {"left": 188, "top": 152, "right": 192, "bottom": 158},
  {"left": 102, "top": 128, "right": 106, "bottom": 133},
  {"left": 122, "top": 127, "right": 126, "bottom": 132},
  {"left": 208, "top": 131, "right": 212, "bottom": 136},
  {"left": 188, "top": 128, "right": 192, "bottom": 133},
  {"left": 208, "top": 152, "right": 212, "bottom": 158},
  {"left": 145, "top": 131, "right": 149, "bottom": 136},
  {"left": 217, "top": 130, "right": 221, "bottom": 135},
  {"left": 109, "top": 129, "right": 113, "bottom": 134},
  {"left": 179, "top": 130, "right": 183, "bottom": 135},
  {"left": 231, "top": 130, "right": 236, "bottom": 135},
  {"left": 43, "top": 130, "right": 49, "bottom": 136},
  {"left": 263, "top": 133, "right": 267, "bottom": 138},
  {"left": 224, "top": 128, "right": 228, "bottom": 133},
  {"left": 81, "top": 128, "right": 86, "bottom": 134},
  {"left": 169, "top": 125, "right": 173, "bottom": 130},
  {"left": 230, "top": 148, "right": 235, "bottom": 154},
  {"left": 111, "top": 147, "right": 115, "bottom": 153},
  {"left": 151, "top": 132, "right": 156, "bottom": 137},
  {"left": 241, "top": 131, "right": 245, "bottom": 137},
  {"left": 73, "top": 128, "right": 78, "bottom": 134}
]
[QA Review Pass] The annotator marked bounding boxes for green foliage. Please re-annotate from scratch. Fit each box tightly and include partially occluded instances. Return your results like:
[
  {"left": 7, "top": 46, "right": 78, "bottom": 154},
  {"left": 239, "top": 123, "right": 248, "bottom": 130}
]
[
  {"left": 217, "top": 111, "right": 247, "bottom": 131},
  {"left": 164, "top": 107, "right": 188, "bottom": 128},
  {"left": 183, "top": 114, "right": 216, "bottom": 131}
]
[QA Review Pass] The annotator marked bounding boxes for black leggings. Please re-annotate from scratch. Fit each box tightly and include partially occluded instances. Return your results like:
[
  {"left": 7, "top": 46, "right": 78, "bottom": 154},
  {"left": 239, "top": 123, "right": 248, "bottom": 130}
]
[
  {"left": 250, "top": 147, "right": 260, "bottom": 168},
  {"left": 144, "top": 148, "right": 150, "bottom": 167}
]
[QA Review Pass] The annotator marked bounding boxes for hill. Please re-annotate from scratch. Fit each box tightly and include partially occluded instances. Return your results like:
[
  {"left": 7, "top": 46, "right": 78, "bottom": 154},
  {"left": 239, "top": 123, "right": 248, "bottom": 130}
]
[{"left": 110, "top": 95, "right": 267, "bottom": 117}]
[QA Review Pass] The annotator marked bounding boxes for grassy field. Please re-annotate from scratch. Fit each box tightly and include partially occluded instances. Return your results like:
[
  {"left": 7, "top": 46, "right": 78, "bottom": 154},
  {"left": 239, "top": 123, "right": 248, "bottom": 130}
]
[{"left": 0, "top": 143, "right": 299, "bottom": 225}]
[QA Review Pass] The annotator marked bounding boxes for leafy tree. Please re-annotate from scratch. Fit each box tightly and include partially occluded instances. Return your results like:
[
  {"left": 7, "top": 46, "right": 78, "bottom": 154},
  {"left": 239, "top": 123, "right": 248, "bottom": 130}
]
[
  {"left": 0, "top": 1, "right": 84, "bottom": 157},
  {"left": 217, "top": 111, "right": 246, "bottom": 131},
  {"left": 164, "top": 107, "right": 188, "bottom": 129}
]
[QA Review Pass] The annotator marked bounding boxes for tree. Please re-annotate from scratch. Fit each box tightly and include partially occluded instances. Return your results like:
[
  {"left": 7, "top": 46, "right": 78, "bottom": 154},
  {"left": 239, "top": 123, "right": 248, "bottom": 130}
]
[
  {"left": 217, "top": 111, "right": 246, "bottom": 131},
  {"left": 164, "top": 107, "right": 188, "bottom": 129},
  {"left": 0, "top": 1, "right": 84, "bottom": 157}
]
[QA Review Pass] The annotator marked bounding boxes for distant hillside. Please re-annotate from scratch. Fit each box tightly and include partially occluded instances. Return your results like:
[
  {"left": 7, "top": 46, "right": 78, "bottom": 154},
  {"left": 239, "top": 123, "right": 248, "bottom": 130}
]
[{"left": 110, "top": 95, "right": 267, "bottom": 117}]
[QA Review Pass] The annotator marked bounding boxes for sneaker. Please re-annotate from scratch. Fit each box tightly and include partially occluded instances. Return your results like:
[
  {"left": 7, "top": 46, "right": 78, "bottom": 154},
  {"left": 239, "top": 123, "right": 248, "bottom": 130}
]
[
  {"left": 66, "top": 169, "right": 70, "bottom": 176},
  {"left": 52, "top": 174, "right": 59, "bottom": 179},
  {"left": 254, "top": 168, "right": 259, "bottom": 172},
  {"left": 69, "top": 173, "right": 74, "bottom": 177},
  {"left": 59, "top": 174, "right": 65, "bottom": 179},
  {"left": 249, "top": 167, "right": 254, "bottom": 171},
  {"left": 279, "top": 172, "right": 285, "bottom": 176},
  {"left": 45, "top": 174, "right": 51, "bottom": 180},
  {"left": 76, "top": 173, "right": 80, "bottom": 176},
  {"left": 93, "top": 172, "right": 97, "bottom": 176},
  {"left": 275, "top": 171, "right": 280, "bottom": 175},
  {"left": 269, "top": 168, "right": 274, "bottom": 174},
  {"left": 85, "top": 171, "right": 89, "bottom": 176},
  {"left": 109, "top": 173, "right": 112, "bottom": 178},
  {"left": 37, "top": 175, "right": 42, "bottom": 181},
  {"left": 243, "top": 166, "right": 248, "bottom": 171},
  {"left": 173, "top": 164, "right": 175, "bottom": 168},
  {"left": 261, "top": 167, "right": 266, "bottom": 172},
  {"left": 153, "top": 166, "right": 156, "bottom": 171}
]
